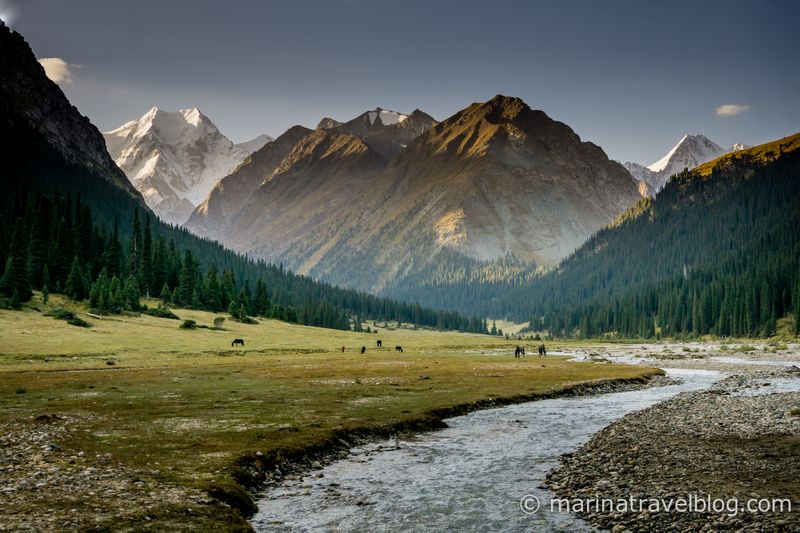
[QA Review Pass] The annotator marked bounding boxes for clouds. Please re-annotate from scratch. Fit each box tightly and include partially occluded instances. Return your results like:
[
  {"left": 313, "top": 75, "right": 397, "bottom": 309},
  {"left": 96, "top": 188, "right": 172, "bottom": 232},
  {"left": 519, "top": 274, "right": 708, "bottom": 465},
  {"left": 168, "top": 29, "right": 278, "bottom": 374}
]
[
  {"left": 37, "top": 57, "right": 77, "bottom": 84},
  {"left": 715, "top": 104, "right": 750, "bottom": 117}
]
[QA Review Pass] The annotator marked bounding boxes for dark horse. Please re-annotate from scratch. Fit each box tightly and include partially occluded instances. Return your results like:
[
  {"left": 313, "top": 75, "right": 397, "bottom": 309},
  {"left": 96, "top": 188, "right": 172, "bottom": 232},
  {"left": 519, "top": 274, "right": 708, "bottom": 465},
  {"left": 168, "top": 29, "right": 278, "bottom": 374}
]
[
  {"left": 377, "top": 340, "right": 382, "bottom": 348},
  {"left": 361, "top": 346, "right": 366, "bottom": 354},
  {"left": 514, "top": 345, "right": 525, "bottom": 358},
  {"left": 232, "top": 339, "right": 245, "bottom": 347},
  {"left": 538, "top": 343, "right": 547, "bottom": 357},
  {"left": 395, "top": 346, "right": 403, "bottom": 353}
]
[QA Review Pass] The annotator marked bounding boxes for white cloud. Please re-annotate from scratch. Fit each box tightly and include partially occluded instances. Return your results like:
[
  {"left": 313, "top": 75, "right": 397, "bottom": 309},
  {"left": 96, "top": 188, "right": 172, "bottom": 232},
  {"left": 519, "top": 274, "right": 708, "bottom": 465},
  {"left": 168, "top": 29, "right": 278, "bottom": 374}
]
[
  {"left": 37, "top": 57, "right": 76, "bottom": 84},
  {"left": 715, "top": 104, "right": 750, "bottom": 117}
]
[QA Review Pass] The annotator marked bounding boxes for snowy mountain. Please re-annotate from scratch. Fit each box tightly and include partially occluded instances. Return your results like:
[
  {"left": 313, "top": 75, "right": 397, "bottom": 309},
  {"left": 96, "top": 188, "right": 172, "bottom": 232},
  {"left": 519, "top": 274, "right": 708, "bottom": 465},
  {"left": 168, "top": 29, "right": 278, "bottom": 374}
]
[
  {"left": 623, "top": 134, "right": 747, "bottom": 196},
  {"left": 103, "top": 107, "right": 266, "bottom": 225}
]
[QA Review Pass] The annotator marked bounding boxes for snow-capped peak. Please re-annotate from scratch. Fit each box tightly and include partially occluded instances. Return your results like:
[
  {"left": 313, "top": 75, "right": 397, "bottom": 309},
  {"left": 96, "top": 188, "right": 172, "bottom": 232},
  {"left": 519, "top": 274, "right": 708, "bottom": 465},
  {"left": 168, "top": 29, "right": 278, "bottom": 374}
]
[
  {"left": 103, "top": 106, "right": 254, "bottom": 226},
  {"left": 366, "top": 108, "right": 408, "bottom": 126},
  {"left": 625, "top": 134, "right": 744, "bottom": 198},
  {"left": 647, "top": 134, "right": 724, "bottom": 173}
]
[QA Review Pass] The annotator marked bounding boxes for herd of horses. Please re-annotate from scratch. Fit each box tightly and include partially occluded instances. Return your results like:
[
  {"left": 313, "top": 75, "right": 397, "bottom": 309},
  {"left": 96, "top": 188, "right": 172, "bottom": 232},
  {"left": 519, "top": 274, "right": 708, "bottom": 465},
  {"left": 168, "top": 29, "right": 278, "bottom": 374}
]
[
  {"left": 515, "top": 343, "right": 547, "bottom": 358},
  {"left": 230, "top": 337, "right": 546, "bottom": 358}
]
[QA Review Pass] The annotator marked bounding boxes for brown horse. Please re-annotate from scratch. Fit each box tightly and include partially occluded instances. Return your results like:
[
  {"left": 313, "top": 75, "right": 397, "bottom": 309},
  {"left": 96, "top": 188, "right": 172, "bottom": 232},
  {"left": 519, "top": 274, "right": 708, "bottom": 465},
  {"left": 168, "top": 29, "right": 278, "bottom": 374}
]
[{"left": 232, "top": 339, "right": 245, "bottom": 347}]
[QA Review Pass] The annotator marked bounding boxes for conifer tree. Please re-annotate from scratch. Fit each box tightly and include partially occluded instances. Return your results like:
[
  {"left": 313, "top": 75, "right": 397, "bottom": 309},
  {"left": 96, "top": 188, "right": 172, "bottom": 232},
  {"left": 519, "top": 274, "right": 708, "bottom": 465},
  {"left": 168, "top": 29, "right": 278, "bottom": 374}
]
[
  {"left": 65, "top": 256, "right": 86, "bottom": 301},
  {"left": 160, "top": 283, "right": 172, "bottom": 304}
]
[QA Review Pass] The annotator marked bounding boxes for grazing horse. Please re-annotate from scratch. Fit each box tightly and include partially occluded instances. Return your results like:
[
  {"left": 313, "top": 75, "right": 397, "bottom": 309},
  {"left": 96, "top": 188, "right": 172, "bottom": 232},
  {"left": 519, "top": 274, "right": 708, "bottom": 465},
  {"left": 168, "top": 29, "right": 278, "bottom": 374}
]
[
  {"left": 538, "top": 343, "right": 547, "bottom": 357},
  {"left": 232, "top": 338, "right": 245, "bottom": 347},
  {"left": 514, "top": 345, "right": 525, "bottom": 358},
  {"left": 341, "top": 346, "right": 345, "bottom": 353},
  {"left": 395, "top": 346, "right": 403, "bottom": 353},
  {"left": 377, "top": 340, "right": 382, "bottom": 348},
  {"left": 360, "top": 346, "right": 366, "bottom": 354}
]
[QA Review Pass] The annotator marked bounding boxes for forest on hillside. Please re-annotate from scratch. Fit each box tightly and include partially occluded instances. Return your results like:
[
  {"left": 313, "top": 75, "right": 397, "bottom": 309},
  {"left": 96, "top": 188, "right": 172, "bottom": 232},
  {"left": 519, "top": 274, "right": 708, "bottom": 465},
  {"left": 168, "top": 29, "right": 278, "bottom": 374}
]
[
  {"left": 0, "top": 188, "right": 488, "bottom": 333},
  {"left": 389, "top": 149, "right": 800, "bottom": 338}
]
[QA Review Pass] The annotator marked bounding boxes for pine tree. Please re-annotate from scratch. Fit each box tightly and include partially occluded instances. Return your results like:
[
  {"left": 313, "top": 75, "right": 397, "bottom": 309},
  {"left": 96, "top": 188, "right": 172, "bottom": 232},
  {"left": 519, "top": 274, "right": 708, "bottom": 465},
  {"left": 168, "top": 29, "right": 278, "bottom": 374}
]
[
  {"left": 123, "top": 275, "right": 141, "bottom": 311},
  {"left": 152, "top": 239, "right": 167, "bottom": 294},
  {"left": 228, "top": 299, "right": 240, "bottom": 319},
  {"left": 1, "top": 224, "right": 32, "bottom": 301},
  {"left": 0, "top": 258, "right": 17, "bottom": 299},
  {"left": 108, "top": 276, "right": 122, "bottom": 310},
  {"left": 65, "top": 256, "right": 86, "bottom": 301},
  {"left": 160, "top": 283, "right": 172, "bottom": 304},
  {"left": 26, "top": 198, "right": 49, "bottom": 288},
  {"left": 128, "top": 210, "right": 141, "bottom": 276},
  {"left": 106, "top": 218, "right": 122, "bottom": 277},
  {"left": 140, "top": 215, "right": 153, "bottom": 296},
  {"left": 176, "top": 249, "right": 197, "bottom": 306}
]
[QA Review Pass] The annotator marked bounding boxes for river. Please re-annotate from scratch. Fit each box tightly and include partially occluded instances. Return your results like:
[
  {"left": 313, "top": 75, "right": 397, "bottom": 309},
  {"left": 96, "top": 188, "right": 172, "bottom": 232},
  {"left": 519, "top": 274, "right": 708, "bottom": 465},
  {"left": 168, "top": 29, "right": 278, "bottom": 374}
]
[{"left": 252, "top": 368, "right": 722, "bottom": 532}]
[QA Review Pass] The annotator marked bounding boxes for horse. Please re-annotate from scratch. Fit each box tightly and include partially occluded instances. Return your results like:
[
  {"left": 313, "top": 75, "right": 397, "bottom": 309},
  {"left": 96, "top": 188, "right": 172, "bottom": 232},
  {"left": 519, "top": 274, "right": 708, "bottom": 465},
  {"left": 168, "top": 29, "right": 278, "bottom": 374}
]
[
  {"left": 377, "top": 340, "right": 382, "bottom": 348},
  {"left": 538, "top": 343, "right": 547, "bottom": 357},
  {"left": 514, "top": 345, "right": 525, "bottom": 358},
  {"left": 341, "top": 346, "right": 345, "bottom": 353},
  {"left": 360, "top": 346, "right": 366, "bottom": 354},
  {"left": 395, "top": 346, "right": 403, "bottom": 353},
  {"left": 232, "top": 338, "right": 245, "bottom": 347}
]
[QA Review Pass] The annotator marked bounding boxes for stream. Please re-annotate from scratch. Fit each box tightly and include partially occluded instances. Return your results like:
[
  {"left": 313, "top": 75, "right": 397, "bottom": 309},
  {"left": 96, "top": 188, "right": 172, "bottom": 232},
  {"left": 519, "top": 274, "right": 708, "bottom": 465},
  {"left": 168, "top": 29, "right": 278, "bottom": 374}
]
[{"left": 251, "top": 368, "right": 721, "bottom": 532}]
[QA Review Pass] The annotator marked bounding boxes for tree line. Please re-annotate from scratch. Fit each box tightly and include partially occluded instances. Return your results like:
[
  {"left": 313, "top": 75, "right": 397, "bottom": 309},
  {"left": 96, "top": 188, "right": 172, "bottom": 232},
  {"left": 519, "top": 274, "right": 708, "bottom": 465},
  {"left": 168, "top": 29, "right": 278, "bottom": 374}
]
[
  {"left": 388, "top": 149, "right": 800, "bottom": 339},
  {"left": 0, "top": 187, "right": 488, "bottom": 333}
]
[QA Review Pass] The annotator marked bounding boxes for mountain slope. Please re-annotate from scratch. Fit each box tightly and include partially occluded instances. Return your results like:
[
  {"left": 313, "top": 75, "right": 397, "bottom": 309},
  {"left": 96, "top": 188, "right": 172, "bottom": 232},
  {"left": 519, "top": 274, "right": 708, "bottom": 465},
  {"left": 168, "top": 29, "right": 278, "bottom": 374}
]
[
  {"left": 235, "top": 134, "right": 273, "bottom": 154},
  {"left": 208, "top": 95, "right": 641, "bottom": 295},
  {"left": 623, "top": 134, "right": 746, "bottom": 196},
  {"left": 0, "top": 20, "right": 143, "bottom": 204},
  {"left": 334, "top": 107, "right": 437, "bottom": 158},
  {"left": 525, "top": 133, "right": 800, "bottom": 337},
  {"left": 185, "top": 125, "right": 312, "bottom": 240},
  {"left": 103, "top": 107, "right": 261, "bottom": 225},
  {"left": 0, "top": 21, "right": 485, "bottom": 335}
]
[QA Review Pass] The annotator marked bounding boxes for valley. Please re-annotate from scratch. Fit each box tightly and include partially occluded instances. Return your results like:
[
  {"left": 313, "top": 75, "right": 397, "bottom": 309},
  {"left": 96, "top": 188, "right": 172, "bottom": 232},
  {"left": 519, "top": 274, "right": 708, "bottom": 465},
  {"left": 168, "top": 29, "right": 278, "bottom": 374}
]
[
  {"left": 0, "top": 296, "right": 658, "bottom": 531},
  {"left": 1, "top": 3, "right": 798, "bottom": 531}
]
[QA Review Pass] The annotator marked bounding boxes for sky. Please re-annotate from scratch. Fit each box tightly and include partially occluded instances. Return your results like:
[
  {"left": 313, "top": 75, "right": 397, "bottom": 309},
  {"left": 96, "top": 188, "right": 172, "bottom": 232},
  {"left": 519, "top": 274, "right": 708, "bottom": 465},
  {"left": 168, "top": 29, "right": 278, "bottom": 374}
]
[{"left": 3, "top": 0, "right": 798, "bottom": 164}]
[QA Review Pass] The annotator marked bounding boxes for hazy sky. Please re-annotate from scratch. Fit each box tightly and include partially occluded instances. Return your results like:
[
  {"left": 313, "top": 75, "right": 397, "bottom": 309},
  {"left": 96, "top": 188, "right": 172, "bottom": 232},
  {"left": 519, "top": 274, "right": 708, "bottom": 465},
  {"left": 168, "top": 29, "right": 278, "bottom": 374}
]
[{"left": 4, "top": 0, "right": 798, "bottom": 163}]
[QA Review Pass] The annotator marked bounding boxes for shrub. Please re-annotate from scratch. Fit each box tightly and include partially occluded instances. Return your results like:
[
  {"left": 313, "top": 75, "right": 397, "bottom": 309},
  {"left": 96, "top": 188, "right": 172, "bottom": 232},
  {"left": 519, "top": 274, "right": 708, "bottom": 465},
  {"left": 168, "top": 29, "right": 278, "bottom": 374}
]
[
  {"left": 180, "top": 319, "right": 197, "bottom": 329},
  {"left": 46, "top": 308, "right": 92, "bottom": 327},
  {"left": 66, "top": 316, "right": 91, "bottom": 328},
  {"left": 213, "top": 317, "right": 225, "bottom": 329},
  {"left": 144, "top": 306, "right": 180, "bottom": 320}
]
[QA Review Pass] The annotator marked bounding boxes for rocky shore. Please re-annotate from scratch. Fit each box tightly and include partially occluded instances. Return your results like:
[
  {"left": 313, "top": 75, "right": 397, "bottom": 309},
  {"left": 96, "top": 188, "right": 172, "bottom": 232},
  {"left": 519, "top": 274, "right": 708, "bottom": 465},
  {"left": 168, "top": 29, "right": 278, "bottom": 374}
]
[
  {"left": 0, "top": 414, "right": 241, "bottom": 532},
  {"left": 546, "top": 369, "right": 800, "bottom": 532}
]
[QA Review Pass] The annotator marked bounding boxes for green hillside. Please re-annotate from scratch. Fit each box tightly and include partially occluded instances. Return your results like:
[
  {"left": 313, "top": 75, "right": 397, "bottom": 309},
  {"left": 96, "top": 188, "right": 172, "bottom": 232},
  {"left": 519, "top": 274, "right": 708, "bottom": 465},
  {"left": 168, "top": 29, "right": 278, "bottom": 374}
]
[{"left": 390, "top": 134, "right": 800, "bottom": 338}]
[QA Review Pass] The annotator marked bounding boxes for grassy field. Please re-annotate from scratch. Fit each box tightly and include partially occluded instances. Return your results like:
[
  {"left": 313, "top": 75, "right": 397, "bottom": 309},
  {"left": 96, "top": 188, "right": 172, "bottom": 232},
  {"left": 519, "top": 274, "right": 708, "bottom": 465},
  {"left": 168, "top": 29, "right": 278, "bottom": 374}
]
[{"left": 0, "top": 294, "right": 660, "bottom": 530}]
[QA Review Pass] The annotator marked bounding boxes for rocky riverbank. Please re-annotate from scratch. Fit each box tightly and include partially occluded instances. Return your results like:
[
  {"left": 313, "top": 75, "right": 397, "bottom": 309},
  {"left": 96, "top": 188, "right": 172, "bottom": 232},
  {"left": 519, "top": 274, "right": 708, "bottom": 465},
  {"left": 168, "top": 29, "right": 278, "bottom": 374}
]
[
  {"left": 0, "top": 414, "right": 243, "bottom": 531},
  {"left": 546, "top": 369, "right": 800, "bottom": 532}
]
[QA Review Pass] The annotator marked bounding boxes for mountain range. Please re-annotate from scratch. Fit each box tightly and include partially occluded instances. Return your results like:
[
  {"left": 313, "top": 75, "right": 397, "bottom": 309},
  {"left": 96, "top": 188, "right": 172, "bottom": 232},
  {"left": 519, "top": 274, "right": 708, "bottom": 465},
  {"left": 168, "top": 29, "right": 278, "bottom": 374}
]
[
  {"left": 186, "top": 95, "right": 642, "bottom": 294},
  {"left": 103, "top": 107, "right": 271, "bottom": 225},
  {"left": 623, "top": 134, "right": 747, "bottom": 196},
  {"left": 0, "top": 20, "right": 482, "bottom": 333}
]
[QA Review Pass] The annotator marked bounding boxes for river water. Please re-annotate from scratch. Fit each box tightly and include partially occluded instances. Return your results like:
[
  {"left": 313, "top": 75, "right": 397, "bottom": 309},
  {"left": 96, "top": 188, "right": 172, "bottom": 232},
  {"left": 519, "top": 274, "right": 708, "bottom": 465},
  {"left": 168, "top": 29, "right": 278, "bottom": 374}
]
[{"left": 252, "top": 368, "right": 721, "bottom": 532}]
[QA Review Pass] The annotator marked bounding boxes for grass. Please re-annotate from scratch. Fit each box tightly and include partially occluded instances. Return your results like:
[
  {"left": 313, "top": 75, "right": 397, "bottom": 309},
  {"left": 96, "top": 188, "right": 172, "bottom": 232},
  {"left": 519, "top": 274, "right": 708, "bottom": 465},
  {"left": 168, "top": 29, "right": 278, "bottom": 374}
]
[
  {"left": 694, "top": 131, "right": 800, "bottom": 177},
  {"left": 0, "top": 294, "right": 661, "bottom": 530}
]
